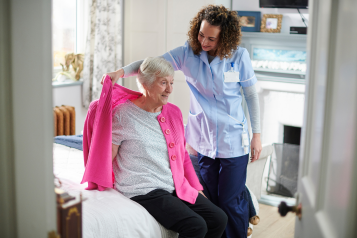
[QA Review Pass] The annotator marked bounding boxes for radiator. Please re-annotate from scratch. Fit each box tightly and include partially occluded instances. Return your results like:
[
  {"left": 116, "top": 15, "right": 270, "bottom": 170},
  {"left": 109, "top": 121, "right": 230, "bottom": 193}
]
[{"left": 53, "top": 105, "right": 75, "bottom": 136}]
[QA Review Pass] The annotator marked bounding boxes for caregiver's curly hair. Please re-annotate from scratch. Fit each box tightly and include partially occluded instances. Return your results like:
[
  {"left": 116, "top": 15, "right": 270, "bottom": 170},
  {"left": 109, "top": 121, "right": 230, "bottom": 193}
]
[{"left": 187, "top": 5, "right": 242, "bottom": 60}]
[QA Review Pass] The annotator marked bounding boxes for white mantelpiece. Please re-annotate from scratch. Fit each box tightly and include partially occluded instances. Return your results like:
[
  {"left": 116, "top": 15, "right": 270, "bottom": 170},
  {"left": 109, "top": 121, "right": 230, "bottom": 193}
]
[
  {"left": 241, "top": 32, "right": 307, "bottom": 145},
  {"left": 256, "top": 81, "right": 305, "bottom": 145}
]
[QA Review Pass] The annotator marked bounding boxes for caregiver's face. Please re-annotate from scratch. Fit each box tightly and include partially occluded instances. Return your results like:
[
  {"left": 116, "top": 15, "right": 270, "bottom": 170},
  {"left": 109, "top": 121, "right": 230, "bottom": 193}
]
[
  {"left": 198, "top": 20, "right": 221, "bottom": 53},
  {"left": 148, "top": 75, "right": 174, "bottom": 106}
]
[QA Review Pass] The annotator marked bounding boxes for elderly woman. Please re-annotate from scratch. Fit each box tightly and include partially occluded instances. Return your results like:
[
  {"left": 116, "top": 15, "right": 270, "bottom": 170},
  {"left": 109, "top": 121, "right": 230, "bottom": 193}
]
[{"left": 107, "top": 57, "right": 227, "bottom": 238}]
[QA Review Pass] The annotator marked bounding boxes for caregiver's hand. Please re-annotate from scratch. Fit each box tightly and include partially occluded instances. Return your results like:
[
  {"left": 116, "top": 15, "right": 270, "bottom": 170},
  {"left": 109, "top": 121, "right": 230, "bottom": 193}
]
[
  {"left": 250, "top": 133, "right": 262, "bottom": 163},
  {"left": 101, "top": 68, "right": 124, "bottom": 85},
  {"left": 186, "top": 143, "right": 198, "bottom": 157},
  {"left": 199, "top": 190, "right": 207, "bottom": 199}
]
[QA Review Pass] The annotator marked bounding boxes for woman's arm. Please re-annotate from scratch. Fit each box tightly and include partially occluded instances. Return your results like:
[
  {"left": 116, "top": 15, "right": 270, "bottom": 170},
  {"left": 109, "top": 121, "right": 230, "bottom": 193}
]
[
  {"left": 185, "top": 143, "right": 198, "bottom": 156},
  {"left": 102, "top": 44, "right": 188, "bottom": 85},
  {"left": 101, "top": 60, "right": 143, "bottom": 85},
  {"left": 122, "top": 60, "right": 143, "bottom": 77},
  {"left": 242, "top": 85, "right": 262, "bottom": 162},
  {"left": 112, "top": 143, "right": 119, "bottom": 161},
  {"left": 242, "top": 85, "right": 260, "bottom": 133}
]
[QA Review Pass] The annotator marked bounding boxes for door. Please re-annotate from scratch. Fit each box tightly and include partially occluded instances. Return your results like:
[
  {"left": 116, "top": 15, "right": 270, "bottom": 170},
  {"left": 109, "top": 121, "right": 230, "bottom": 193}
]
[
  {"left": 1, "top": 0, "right": 57, "bottom": 237},
  {"left": 295, "top": 0, "right": 357, "bottom": 237}
]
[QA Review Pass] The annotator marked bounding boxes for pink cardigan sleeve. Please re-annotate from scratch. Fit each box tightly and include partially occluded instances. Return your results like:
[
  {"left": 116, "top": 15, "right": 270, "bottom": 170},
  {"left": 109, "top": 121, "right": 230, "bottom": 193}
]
[
  {"left": 81, "top": 77, "right": 114, "bottom": 190},
  {"left": 81, "top": 76, "right": 142, "bottom": 191}
]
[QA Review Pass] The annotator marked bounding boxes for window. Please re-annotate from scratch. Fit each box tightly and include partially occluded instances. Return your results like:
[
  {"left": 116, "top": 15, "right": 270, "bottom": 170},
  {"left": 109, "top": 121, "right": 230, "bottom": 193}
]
[{"left": 52, "top": 0, "right": 88, "bottom": 76}]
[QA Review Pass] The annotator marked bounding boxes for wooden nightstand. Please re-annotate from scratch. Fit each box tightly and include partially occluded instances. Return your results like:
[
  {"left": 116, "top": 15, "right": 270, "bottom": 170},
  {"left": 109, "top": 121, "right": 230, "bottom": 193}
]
[{"left": 55, "top": 188, "right": 83, "bottom": 238}]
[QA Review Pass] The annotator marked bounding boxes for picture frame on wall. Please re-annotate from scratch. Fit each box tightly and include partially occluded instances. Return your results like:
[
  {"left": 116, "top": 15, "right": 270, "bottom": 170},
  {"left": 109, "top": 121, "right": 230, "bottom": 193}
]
[
  {"left": 260, "top": 14, "right": 283, "bottom": 33},
  {"left": 237, "top": 11, "right": 261, "bottom": 32}
]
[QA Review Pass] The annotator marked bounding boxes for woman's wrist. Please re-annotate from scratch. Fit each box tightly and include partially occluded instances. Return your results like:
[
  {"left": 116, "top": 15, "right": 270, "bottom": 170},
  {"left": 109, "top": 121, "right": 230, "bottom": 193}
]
[
  {"left": 117, "top": 68, "right": 124, "bottom": 77},
  {"left": 252, "top": 133, "right": 261, "bottom": 138}
]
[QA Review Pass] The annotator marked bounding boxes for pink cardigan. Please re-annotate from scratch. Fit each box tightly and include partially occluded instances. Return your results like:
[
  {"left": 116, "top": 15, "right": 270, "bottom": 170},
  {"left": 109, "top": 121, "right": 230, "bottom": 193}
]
[{"left": 82, "top": 76, "right": 203, "bottom": 204}]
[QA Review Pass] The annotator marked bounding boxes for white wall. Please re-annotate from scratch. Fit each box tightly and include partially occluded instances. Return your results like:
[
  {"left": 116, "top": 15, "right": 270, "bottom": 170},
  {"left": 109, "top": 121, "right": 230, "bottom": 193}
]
[
  {"left": 123, "top": 0, "right": 216, "bottom": 124},
  {"left": 52, "top": 85, "right": 87, "bottom": 135},
  {"left": 233, "top": 0, "right": 309, "bottom": 33},
  {"left": 215, "top": 0, "right": 232, "bottom": 9}
]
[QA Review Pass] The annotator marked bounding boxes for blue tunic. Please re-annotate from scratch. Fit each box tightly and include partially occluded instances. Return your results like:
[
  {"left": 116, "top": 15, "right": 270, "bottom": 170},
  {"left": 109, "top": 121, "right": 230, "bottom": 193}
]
[{"left": 162, "top": 42, "right": 257, "bottom": 158}]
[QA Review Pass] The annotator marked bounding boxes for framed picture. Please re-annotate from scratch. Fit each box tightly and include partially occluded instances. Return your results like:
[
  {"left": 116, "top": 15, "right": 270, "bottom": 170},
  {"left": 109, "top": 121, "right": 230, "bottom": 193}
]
[
  {"left": 261, "top": 14, "right": 283, "bottom": 33},
  {"left": 237, "top": 11, "right": 261, "bottom": 32}
]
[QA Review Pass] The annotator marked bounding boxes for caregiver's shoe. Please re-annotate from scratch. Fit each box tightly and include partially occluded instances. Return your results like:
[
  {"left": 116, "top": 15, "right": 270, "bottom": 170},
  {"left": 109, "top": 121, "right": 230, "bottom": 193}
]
[
  {"left": 247, "top": 227, "right": 253, "bottom": 236},
  {"left": 249, "top": 215, "right": 260, "bottom": 225}
]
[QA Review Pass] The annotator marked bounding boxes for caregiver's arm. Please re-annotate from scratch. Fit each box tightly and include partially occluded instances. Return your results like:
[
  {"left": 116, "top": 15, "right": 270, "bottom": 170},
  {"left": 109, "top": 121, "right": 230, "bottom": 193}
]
[
  {"left": 122, "top": 60, "right": 143, "bottom": 77},
  {"left": 103, "top": 44, "right": 186, "bottom": 85},
  {"left": 242, "top": 85, "right": 262, "bottom": 163},
  {"left": 101, "top": 60, "right": 143, "bottom": 85},
  {"left": 112, "top": 143, "right": 119, "bottom": 161}
]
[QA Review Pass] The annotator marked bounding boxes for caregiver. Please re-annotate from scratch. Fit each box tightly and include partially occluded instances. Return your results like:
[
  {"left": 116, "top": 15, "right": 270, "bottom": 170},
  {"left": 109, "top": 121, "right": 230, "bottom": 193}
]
[{"left": 104, "top": 5, "right": 261, "bottom": 238}]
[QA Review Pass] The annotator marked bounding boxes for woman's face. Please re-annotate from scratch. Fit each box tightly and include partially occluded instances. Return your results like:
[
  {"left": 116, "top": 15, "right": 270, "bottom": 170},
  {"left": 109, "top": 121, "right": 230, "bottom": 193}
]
[
  {"left": 198, "top": 20, "right": 221, "bottom": 54},
  {"left": 147, "top": 75, "right": 174, "bottom": 106}
]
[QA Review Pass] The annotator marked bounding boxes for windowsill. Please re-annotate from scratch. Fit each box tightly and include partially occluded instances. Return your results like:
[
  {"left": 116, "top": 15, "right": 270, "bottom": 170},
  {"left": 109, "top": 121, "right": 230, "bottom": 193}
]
[
  {"left": 53, "top": 66, "right": 63, "bottom": 79},
  {"left": 52, "top": 79, "right": 83, "bottom": 88}
]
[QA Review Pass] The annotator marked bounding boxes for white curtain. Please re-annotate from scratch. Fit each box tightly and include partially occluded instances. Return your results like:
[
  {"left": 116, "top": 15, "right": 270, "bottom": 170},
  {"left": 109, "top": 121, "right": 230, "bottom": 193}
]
[{"left": 82, "top": 0, "right": 122, "bottom": 108}]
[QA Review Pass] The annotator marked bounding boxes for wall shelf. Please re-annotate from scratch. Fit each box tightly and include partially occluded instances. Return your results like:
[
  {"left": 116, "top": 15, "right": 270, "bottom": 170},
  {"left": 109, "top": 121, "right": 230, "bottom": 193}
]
[{"left": 242, "top": 32, "right": 307, "bottom": 41}]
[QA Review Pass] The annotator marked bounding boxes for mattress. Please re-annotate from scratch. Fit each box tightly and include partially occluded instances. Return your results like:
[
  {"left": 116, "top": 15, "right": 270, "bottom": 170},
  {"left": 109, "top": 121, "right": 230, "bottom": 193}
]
[{"left": 53, "top": 143, "right": 178, "bottom": 238}]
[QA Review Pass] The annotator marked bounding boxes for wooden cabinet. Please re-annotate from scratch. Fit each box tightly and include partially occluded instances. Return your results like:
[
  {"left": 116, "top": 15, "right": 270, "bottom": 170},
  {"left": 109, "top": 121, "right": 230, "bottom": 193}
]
[{"left": 56, "top": 188, "right": 83, "bottom": 238}]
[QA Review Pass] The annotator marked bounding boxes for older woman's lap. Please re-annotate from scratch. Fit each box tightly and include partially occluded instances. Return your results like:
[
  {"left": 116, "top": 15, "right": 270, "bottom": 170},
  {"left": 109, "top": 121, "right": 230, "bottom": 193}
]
[{"left": 131, "top": 189, "right": 227, "bottom": 238}]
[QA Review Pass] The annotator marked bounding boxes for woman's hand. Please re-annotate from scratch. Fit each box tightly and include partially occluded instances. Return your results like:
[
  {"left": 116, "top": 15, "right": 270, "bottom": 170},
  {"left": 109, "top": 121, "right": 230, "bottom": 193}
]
[
  {"left": 101, "top": 68, "right": 125, "bottom": 85},
  {"left": 250, "top": 133, "right": 262, "bottom": 163},
  {"left": 186, "top": 143, "right": 198, "bottom": 157},
  {"left": 112, "top": 144, "right": 119, "bottom": 161},
  {"left": 198, "top": 190, "right": 207, "bottom": 198}
]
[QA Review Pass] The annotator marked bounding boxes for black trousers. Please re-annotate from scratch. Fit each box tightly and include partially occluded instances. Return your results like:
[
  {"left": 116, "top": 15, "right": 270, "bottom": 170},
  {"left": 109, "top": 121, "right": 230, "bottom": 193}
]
[{"left": 131, "top": 189, "right": 228, "bottom": 238}]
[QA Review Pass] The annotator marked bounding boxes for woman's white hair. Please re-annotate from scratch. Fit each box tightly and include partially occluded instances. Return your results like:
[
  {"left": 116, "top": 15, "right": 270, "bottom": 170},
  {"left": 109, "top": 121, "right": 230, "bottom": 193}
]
[{"left": 136, "top": 57, "right": 174, "bottom": 93}]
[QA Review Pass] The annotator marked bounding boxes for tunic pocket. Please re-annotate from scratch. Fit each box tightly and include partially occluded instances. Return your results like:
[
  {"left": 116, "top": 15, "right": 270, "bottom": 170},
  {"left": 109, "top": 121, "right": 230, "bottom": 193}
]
[{"left": 186, "top": 111, "right": 203, "bottom": 149}]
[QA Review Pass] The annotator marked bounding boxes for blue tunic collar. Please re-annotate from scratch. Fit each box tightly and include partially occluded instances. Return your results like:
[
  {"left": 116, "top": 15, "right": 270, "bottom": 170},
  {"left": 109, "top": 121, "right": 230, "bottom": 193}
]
[{"left": 199, "top": 50, "right": 223, "bottom": 66}]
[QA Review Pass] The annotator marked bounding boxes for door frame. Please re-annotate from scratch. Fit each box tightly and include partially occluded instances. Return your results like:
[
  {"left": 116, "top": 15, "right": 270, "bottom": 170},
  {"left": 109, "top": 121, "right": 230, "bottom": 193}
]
[{"left": 0, "top": 0, "right": 57, "bottom": 237}]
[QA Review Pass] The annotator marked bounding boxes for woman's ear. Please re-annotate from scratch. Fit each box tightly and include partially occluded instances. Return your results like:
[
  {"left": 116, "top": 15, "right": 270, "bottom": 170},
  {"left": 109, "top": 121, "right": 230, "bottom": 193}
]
[
  {"left": 141, "top": 83, "right": 149, "bottom": 91},
  {"left": 141, "top": 83, "right": 151, "bottom": 96}
]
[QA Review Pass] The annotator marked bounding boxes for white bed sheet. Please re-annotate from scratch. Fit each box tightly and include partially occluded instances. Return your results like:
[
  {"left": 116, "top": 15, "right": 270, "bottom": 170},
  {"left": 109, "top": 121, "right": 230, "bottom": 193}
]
[{"left": 53, "top": 143, "right": 178, "bottom": 238}]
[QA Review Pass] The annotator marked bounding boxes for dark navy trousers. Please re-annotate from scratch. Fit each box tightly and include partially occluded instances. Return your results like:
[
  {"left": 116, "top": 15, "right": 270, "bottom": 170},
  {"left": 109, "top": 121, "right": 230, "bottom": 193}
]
[{"left": 198, "top": 153, "right": 249, "bottom": 238}]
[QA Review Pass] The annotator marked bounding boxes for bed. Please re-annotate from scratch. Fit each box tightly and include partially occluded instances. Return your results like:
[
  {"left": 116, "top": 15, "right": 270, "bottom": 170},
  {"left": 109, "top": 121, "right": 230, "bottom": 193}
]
[
  {"left": 53, "top": 136, "right": 271, "bottom": 238},
  {"left": 53, "top": 143, "right": 178, "bottom": 238}
]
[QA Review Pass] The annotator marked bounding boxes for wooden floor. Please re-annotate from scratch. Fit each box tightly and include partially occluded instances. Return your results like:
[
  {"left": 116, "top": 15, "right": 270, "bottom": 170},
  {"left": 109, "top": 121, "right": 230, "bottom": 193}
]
[{"left": 252, "top": 204, "right": 296, "bottom": 238}]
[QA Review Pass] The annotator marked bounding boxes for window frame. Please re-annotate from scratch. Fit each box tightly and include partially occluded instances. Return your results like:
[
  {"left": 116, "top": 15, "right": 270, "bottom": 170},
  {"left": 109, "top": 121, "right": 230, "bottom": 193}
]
[{"left": 52, "top": 0, "right": 88, "bottom": 79}]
